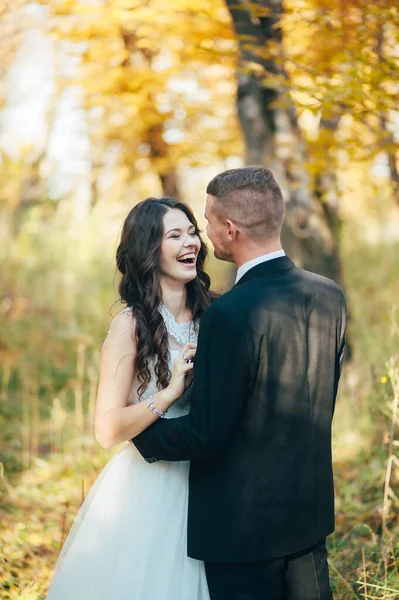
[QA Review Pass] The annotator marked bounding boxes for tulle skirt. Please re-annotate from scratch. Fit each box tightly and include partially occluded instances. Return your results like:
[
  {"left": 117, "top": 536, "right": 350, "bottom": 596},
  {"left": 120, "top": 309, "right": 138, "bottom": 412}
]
[{"left": 46, "top": 443, "right": 210, "bottom": 600}]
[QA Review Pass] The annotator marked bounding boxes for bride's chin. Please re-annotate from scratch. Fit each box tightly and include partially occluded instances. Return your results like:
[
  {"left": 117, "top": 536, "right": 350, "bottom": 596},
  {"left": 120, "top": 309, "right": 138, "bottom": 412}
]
[
  {"left": 180, "top": 269, "right": 198, "bottom": 284},
  {"left": 184, "top": 271, "right": 198, "bottom": 283},
  {"left": 162, "top": 270, "right": 198, "bottom": 285}
]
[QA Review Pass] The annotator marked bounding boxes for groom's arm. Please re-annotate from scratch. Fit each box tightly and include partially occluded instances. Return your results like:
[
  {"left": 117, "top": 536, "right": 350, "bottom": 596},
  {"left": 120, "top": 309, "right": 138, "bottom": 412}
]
[
  {"left": 132, "top": 304, "right": 251, "bottom": 462},
  {"left": 333, "top": 292, "right": 347, "bottom": 415}
]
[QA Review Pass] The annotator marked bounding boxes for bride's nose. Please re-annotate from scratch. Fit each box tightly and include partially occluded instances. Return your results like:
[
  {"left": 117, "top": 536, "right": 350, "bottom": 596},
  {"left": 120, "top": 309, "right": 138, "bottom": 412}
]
[{"left": 182, "top": 235, "right": 194, "bottom": 247}]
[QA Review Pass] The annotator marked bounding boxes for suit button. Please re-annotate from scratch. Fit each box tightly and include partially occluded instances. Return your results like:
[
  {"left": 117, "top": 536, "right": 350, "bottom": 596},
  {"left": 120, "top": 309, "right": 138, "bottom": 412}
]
[{"left": 145, "top": 456, "right": 158, "bottom": 463}]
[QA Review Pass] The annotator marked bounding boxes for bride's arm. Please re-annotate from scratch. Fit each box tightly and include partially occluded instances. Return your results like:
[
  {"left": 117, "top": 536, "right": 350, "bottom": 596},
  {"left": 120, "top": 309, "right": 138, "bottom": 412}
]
[{"left": 94, "top": 311, "right": 194, "bottom": 448}]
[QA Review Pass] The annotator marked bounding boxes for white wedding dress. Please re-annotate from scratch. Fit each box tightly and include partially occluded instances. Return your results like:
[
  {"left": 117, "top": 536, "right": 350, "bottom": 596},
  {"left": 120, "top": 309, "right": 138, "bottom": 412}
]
[{"left": 46, "top": 306, "right": 210, "bottom": 600}]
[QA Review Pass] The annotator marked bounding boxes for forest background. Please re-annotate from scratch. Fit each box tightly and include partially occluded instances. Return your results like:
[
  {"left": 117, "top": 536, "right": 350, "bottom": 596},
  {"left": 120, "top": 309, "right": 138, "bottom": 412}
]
[{"left": 0, "top": 0, "right": 398, "bottom": 598}]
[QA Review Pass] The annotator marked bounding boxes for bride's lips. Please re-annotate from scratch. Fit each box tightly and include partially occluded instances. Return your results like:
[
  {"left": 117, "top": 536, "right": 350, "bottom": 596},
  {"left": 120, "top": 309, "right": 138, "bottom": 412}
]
[{"left": 176, "top": 252, "right": 197, "bottom": 268}]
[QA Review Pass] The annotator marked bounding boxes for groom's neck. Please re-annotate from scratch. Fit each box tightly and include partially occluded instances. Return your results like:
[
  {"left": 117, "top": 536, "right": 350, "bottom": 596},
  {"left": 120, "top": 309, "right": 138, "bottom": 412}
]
[{"left": 233, "top": 239, "right": 283, "bottom": 269}]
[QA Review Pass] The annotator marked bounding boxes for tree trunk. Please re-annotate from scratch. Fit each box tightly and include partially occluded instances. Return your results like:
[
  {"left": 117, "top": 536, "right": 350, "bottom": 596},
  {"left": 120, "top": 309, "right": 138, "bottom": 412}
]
[
  {"left": 145, "top": 124, "right": 181, "bottom": 200},
  {"left": 10, "top": 67, "right": 61, "bottom": 234},
  {"left": 376, "top": 26, "right": 399, "bottom": 206},
  {"left": 11, "top": 156, "right": 47, "bottom": 236},
  {"left": 386, "top": 143, "right": 399, "bottom": 206},
  {"left": 225, "top": 0, "right": 344, "bottom": 284},
  {"left": 120, "top": 28, "right": 181, "bottom": 200}
]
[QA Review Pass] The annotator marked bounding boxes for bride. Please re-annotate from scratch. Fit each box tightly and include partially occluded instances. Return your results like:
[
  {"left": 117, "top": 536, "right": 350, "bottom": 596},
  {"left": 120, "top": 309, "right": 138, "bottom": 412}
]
[{"left": 46, "top": 197, "right": 212, "bottom": 599}]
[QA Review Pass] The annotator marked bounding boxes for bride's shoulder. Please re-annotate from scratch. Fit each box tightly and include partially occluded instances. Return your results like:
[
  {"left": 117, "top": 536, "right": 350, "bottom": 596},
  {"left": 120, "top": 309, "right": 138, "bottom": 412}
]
[
  {"left": 101, "top": 308, "right": 137, "bottom": 366},
  {"left": 105, "top": 308, "right": 136, "bottom": 345}
]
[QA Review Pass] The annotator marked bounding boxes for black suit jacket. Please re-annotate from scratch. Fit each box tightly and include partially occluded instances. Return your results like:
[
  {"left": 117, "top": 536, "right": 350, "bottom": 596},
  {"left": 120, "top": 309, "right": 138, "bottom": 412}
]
[{"left": 133, "top": 256, "right": 347, "bottom": 563}]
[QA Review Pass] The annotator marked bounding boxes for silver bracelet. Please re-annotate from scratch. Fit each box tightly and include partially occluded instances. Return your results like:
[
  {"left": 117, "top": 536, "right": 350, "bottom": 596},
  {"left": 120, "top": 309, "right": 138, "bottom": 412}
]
[{"left": 145, "top": 394, "right": 167, "bottom": 419}]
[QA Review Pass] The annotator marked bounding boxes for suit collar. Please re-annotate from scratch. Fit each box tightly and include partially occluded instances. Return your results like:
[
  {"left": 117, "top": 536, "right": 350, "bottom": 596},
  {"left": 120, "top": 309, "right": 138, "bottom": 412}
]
[{"left": 234, "top": 256, "right": 295, "bottom": 287}]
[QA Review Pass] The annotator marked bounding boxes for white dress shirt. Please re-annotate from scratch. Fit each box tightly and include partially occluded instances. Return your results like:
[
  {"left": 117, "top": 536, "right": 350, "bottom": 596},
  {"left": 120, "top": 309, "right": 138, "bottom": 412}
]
[{"left": 235, "top": 250, "right": 286, "bottom": 284}]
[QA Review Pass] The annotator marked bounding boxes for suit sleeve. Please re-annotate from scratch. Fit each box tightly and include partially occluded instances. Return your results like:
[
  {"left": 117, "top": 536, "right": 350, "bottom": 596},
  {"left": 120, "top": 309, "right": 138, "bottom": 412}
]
[
  {"left": 132, "top": 304, "right": 251, "bottom": 462},
  {"left": 333, "top": 292, "right": 347, "bottom": 415},
  {"left": 338, "top": 293, "right": 347, "bottom": 379}
]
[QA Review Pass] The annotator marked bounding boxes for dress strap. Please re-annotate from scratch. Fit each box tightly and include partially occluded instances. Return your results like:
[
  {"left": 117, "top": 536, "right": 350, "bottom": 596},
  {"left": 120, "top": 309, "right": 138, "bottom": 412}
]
[{"left": 108, "top": 307, "right": 133, "bottom": 334}]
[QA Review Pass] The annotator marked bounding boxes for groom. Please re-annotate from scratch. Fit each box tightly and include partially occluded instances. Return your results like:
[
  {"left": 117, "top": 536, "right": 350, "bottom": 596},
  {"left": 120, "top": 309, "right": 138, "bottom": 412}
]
[{"left": 133, "top": 166, "right": 347, "bottom": 599}]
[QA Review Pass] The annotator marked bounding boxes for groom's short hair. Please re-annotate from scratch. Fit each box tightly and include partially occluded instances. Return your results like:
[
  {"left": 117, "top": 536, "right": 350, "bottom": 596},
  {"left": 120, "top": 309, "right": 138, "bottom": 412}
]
[{"left": 206, "top": 166, "right": 285, "bottom": 241}]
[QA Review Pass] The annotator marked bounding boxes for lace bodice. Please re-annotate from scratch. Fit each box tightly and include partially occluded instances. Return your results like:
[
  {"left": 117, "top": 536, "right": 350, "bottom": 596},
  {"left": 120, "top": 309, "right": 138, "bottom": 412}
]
[
  {"left": 158, "top": 304, "right": 198, "bottom": 346},
  {"left": 110, "top": 304, "right": 198, "bottom": 418}
]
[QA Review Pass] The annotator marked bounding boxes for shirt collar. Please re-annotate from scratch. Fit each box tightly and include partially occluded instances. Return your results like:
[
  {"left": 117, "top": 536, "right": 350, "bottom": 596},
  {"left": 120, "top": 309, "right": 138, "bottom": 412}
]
[{"left": 235, "top": 250, "right": 286, "bottom": 284}]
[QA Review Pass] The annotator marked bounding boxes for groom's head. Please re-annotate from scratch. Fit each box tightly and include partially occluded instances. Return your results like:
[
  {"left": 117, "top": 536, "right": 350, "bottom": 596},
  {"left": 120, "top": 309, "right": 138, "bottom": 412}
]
[{"left": 205, "top": 166, "right": 285, "bottom": 262}]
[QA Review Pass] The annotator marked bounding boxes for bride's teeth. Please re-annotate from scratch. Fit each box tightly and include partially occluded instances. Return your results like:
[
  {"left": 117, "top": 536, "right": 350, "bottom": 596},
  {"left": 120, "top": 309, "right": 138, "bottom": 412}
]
[{"left": 177, "top": 253, "right": 195, "bottom": 262}]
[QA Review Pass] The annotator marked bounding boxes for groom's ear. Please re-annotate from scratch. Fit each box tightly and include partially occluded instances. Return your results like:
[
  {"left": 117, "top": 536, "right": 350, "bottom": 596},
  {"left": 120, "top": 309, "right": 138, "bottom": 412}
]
[{"left": 226, "top": 219, "right": 238, "bottom": 241}]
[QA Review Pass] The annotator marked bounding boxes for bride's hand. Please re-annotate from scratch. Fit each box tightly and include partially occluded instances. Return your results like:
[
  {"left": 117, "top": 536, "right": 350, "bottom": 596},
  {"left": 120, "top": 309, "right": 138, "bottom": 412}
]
[{"left": 165, "top": 343, "right": 197, "bottom": 403}]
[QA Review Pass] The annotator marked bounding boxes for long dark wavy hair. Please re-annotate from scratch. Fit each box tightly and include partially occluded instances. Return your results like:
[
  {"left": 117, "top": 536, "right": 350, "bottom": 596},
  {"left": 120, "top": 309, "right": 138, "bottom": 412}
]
[{"left": 116, "top": 197, "right": 212, "bottom": 397}]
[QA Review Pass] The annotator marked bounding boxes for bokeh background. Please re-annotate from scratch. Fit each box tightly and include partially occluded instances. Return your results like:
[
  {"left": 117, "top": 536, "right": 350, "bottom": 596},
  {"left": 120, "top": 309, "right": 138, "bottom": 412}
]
[{"left": 0, "top": 1, "right": 398, "bottom": 598}]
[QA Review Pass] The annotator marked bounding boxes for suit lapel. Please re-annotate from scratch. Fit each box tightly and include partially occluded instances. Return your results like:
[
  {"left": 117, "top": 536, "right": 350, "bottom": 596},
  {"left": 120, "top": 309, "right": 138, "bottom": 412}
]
[{"left": 234, "top": 256, "right": 295, "bottom": 287}]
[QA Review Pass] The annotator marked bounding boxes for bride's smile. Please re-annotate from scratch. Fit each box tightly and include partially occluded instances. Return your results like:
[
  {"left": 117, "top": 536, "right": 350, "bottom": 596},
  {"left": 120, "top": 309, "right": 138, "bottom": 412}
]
[{"left": 160, "top": 209, "right": 201, "bottom": 283}]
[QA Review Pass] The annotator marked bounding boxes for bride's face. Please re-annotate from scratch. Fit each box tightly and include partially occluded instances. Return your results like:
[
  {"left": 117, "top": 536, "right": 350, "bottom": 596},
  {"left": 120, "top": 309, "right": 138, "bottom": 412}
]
[{"left": 160, "top": 209, "right": 201, "bottom": 284}]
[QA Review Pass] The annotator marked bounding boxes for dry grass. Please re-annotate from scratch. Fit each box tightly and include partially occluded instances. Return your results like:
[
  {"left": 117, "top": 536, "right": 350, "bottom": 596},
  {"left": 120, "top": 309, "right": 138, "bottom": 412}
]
[{"left": 0, "top": 228, "right": 398, "bottom": 598}]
